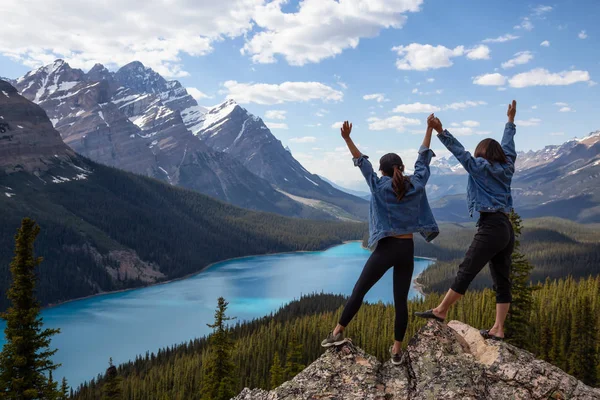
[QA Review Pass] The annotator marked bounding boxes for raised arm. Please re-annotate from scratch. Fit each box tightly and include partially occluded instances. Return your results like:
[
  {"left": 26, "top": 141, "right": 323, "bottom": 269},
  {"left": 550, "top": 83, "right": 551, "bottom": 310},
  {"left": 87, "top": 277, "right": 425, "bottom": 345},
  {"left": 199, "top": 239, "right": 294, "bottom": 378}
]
[
  {"left": 502, "top": 100, "right": 517, "bottom": 164},
  {"left": 411, "top": 115, "right": 436, "bottom": 188},
  {"left": 431, "top": 115, "right": 484, "bottom": 175},
  {"left": 341, "top": 121, "right": 379, "bottom": 192}
]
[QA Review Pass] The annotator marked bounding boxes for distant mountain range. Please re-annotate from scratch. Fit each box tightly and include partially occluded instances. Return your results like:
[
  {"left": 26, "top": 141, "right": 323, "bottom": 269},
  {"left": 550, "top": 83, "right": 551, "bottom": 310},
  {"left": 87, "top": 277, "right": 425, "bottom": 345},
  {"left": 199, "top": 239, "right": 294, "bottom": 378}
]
[
  {"left": 0, "top": 80, "right": 365, "bottom": 310},
  {"left": 428, "top": 131, "right": 600, "bottom": 222},
  {"left": 11, "top": 60, "right": 368, "bottom": 221}
]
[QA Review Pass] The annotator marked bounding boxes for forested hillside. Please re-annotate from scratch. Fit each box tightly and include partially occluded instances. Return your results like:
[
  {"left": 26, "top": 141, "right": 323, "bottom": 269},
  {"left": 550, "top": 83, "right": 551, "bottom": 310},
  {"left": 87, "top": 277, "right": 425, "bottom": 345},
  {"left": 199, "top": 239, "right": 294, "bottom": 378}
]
[
  {"left": 72, "top": 278, "right": 600, "bottom": 399},
  {"left": 408, "top": 217, "right": 600, "bottom": 293},
  {"left": 0, "top": 161, "right": 366, "bottom": 311}
]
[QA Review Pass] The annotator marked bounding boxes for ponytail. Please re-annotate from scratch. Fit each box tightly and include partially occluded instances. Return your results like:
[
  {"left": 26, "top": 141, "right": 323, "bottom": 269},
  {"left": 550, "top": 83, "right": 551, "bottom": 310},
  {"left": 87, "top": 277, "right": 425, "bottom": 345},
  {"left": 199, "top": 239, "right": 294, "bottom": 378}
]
[{"left": 392, "top": 165, "right": 408, "bottom": 201}]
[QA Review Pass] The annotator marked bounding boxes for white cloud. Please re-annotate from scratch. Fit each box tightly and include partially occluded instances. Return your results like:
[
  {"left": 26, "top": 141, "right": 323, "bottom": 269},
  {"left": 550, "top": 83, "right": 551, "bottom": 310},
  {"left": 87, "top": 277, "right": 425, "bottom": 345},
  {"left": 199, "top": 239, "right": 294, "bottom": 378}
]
[
  {"left": 514, "top": 17, "right": 534, "bottom": 31},
  {"left": 289, "top": 136, "right": 316, "bottom": 143},
  {"left": 508, "top": 68, "right": 591, "bottom": 88},
  {"left": 516, "top": 118, "right": 542, "bottom": 126},
  {"left": 393, "top": 43, "right": 464, "bottom": 70},
  {"left": 426, "top": 78, "right": 435, "bottom": 82},
  {"left": 465, "top": 45, "right": 491, "bottom": 60},
  {"left": 444, "top": 101, "right": 487, "bottom": 110},
  {"left": 242, "top": 0, "right": 424, "bottom": 66},
  {"left": 554, "top": 102, "right": 569, "bottom": 107},
  {"left": 187, "top": 87, "right": 211, "bottom": 100},
  {"left": 305, "top": 123, "right": 322, "bottom": 128},
  {"left": 473, "top": 73, "right": 507, "bottom": 86},
  {"left": 392, "top": 102, "right": 440, "bottom": 114},
  {"left": 531, "top": 105, "right": 538, "bottom": 109},
  {"left": 532, "top": 5, "right": 553, "bottom": 15},
  {"left": 331, "top": 121, "right": 343, "bottom": 129},
  {"left": 0, "top": 0, "right": 262, "bottom": 78},
  {"left": 363, "top": 93, "right": 389, "bottom": 103},
  {"left": 559, "top": 107, "right": 572, "bottom": 112},
  {"left": 223, "top": 81, "right": 343, "bottom": 105},
  {"left": 316, "top": 109, "right": 329, "bottom": 117},
  {"left": 265, "top": 110, "right": 287, "bottom": 120},
  {"left": 334, "top": 74, "right": 348, "bottom": 89},
  {"left": 482, "top": 34, "right": 519, "bottom": 43},
  {"left": 540, "top": 40, "right": 550, "bottom": 47},
  {"left": 392, "top": 43, "right": 490, "bottom": 70},
  {"left": 462, "top": 120, "right": 480, "bottom": 127},
  {"left": 501, "top": 51, "right": 534, "bottom": 69},
  {"left": 265, "top": 122, "right": 289, "bottom": 130},
  {"left": 447, "top": 120, "right": 487, "bottom": 136},
  {"left": 367, "top": 116, "right": 420, "bottom": 132},
  {"left": 578, "top": 30, "right": 588, "bottom": 39}
]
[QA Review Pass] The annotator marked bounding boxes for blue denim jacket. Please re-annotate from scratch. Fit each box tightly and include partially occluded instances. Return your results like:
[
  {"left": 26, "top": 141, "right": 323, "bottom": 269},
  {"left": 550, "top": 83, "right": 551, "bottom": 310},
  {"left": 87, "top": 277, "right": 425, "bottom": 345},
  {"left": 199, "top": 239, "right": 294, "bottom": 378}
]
[
  {"left": 438, "top": 122, "right": 516, "bottom": 217},
  {"left": 355, "top": 145, "right": 439, "bottom": 250}
]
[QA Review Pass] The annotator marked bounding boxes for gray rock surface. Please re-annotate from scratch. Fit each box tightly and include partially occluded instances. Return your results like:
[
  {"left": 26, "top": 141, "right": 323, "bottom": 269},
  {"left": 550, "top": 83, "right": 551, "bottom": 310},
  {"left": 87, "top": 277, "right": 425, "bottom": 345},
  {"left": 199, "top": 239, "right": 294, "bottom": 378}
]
[
  {"left": 0, "top": 79, "right": 76, "bottom": 174},
  {"left": 234, "top": 321, "right": 600, "bottom": 400}
]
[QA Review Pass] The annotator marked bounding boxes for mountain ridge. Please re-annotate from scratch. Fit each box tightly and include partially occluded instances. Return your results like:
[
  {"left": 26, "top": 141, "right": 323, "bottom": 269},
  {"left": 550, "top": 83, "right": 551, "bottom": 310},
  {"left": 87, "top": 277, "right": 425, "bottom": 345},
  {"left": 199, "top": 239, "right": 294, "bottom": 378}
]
[{"left": 12, "top": 60, "right": 367, "bottom": 221}]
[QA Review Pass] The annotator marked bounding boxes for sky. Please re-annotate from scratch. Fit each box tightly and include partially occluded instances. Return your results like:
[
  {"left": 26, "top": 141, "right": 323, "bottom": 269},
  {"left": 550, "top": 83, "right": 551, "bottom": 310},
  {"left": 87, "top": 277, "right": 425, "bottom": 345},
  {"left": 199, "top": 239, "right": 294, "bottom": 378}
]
[{"left": 1, "top": 0, "right": 598, "bottom": 190}]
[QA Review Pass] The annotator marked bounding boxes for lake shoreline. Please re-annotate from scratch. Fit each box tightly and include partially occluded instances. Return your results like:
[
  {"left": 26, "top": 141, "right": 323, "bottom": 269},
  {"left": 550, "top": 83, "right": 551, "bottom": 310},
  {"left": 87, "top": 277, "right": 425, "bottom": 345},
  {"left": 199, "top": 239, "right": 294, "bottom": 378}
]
[
  {"left": 43, "top": 240, "right": 436, "bottom": 311},
  {"left": 42, "top": 240, "right": 364, "bottom": 311}
]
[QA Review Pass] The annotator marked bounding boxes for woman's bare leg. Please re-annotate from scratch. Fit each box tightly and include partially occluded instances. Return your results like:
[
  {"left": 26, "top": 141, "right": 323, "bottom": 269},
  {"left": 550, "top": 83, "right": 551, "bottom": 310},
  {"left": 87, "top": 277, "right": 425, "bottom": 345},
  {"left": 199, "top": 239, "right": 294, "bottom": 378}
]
[
  {"left": 488, "top": 303, "right": 510, "bottom": 338},
  {"left": 432, "top": 289, "right": 463, "bottom": 320}
]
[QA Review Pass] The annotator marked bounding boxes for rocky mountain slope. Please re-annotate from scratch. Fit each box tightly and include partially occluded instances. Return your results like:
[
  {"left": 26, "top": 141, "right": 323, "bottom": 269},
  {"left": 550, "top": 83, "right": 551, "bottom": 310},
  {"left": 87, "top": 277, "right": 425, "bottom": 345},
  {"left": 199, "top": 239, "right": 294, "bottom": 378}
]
[
  {"left": 235, "top": 320, "right": 600, "bottom": 400},
  {"left": 0, "top": 80, "right": 366, "bottom": 310},
  {"left": 11, "top": 61, "right": 367, "bottom": 220},
  {"left": 187, "top": 98, "right": 369, "bottom": 220}
]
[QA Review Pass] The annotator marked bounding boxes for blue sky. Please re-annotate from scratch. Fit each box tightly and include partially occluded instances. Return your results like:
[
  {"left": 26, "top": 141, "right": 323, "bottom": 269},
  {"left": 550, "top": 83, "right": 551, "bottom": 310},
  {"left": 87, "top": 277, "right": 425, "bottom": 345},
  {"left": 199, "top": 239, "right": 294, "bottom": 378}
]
[{"left": 1, "top": 0, "right": 598, "bottom": 189}]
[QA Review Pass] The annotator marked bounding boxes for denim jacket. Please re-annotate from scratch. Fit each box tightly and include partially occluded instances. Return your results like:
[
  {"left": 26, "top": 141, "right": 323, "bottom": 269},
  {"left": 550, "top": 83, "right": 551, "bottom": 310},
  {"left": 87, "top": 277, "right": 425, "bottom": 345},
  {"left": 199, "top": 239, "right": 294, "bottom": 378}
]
[
  {"left": 438, "top": 122, "right": 516, "bottom": 217},
  {"left": 355, "top": 145, "right": 439, "bottom": 250}
]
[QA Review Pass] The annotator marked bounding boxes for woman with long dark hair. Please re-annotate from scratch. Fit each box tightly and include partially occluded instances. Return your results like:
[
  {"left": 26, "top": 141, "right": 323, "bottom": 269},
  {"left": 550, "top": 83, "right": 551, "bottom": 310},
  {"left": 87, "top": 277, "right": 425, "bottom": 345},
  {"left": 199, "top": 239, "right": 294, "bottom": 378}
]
[
  {"left": 416, "top": 100, "right": 518, "bottom": 341},
  {"left": 321, "top": 118, "right": 439, "bottom": 364}
]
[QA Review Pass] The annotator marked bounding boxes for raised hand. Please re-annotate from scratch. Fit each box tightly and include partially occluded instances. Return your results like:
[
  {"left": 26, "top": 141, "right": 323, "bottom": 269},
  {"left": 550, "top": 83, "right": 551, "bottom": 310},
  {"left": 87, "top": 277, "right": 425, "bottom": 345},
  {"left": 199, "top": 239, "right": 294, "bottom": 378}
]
[
  {"left": 341, "top": 121, "right": 353, "bottom": 140},
  {"left": 428, "top": 114, "right": 443, "bottom": 134},
  {"left": 507, "top": 100, "right": 517, "bottom": 123}
]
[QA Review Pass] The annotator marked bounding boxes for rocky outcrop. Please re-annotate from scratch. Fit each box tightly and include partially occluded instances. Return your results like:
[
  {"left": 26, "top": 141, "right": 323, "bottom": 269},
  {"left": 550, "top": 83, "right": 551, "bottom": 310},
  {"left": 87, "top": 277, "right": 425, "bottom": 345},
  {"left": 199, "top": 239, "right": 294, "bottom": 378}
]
[{"left": 234, "top": 321, "right": 600, "bottom": 400}]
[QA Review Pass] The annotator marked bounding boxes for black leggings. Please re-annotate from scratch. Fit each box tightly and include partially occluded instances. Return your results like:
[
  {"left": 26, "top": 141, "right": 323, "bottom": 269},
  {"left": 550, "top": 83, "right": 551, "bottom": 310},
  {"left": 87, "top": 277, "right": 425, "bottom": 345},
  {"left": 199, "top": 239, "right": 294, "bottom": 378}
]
[
  {"left": 339, "top": 237, "right": 414, "bottom": 342},
  {"left": 451, "top": 212, "right": 515, "bottom": 303}
]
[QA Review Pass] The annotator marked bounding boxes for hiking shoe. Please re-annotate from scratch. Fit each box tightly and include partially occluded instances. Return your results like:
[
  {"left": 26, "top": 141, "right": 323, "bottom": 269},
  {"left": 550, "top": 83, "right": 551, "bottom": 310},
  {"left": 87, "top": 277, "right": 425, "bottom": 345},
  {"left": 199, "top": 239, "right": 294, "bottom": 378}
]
[
  {"left": 321, "top": 331, "right": 346, "bottom": 347},
  {"left": 390, "top": 347, "right": 402, "bottom": 365}
]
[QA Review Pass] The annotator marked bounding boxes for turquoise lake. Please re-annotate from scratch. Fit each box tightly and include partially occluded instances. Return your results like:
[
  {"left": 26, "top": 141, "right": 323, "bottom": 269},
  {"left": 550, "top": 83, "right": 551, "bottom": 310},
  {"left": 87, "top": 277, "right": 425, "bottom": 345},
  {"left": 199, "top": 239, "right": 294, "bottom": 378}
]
[{"left": 0, "top": 241, "right": 433, "bottom": 388}]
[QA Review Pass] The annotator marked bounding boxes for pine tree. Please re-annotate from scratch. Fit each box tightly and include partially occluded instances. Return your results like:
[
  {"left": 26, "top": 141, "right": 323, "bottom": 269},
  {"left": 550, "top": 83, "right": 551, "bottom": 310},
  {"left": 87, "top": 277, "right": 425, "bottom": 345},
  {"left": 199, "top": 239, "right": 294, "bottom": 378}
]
[
  {"left": 505, "top": 211, "right": 536, "bottom": 348},
  {"left": 59, "top": 377, "right": 69, "bottom": 400},
  {"left": 200, "top": 297, "right": 237, "bottom": 400},
  {"left": 269, "top": 352, "right": 284, "bottom": 389},
  {"left": 0, "top": 218, "right": 61, "bottom": 399},
  {"left": 101, "top": 358, "right": 122, "bottom": 400},
  {"left": 284, "top": 335, "right": 305, "bottom": 380},
  {"left": 568, "top": 297, "right": 597, "bottom": 386}
]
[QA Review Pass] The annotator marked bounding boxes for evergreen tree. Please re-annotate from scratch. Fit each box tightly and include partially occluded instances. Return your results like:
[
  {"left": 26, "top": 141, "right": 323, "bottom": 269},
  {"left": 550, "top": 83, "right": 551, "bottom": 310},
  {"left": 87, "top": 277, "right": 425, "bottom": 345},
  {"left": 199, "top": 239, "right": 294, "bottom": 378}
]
[
  {"left": 200, "top": 297, "right": 237, "bottom": 400},
  {"left": 269, "top": 352, "right": 284, "bottom": 389},
  {"left": 505, "top": 211, "right": 536, "bottom": 347},
  {"left": 0, "top": 218, "right": 61, "bottom": 399},
  {"left": 59, "top": 377, "right": 69, "bottom": 400},
  {"left": 569, "top": 297, "right": 597, "bottom": 386},
  {"left": 284, "top": 335, "right": 305, "bottom": 380},
  {"left": 101, "top": 358, "right": 121, "bottom": 400}
]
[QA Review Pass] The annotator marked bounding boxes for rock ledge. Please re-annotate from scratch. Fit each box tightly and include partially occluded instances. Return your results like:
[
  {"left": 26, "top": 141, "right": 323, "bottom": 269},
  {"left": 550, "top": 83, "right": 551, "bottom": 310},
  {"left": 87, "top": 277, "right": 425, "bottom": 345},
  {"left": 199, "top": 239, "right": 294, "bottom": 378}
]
[{"left": 234, "top": 321, "right": 600, "bottom": 400}]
